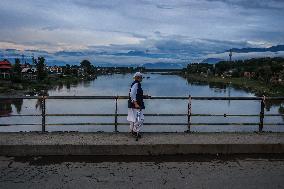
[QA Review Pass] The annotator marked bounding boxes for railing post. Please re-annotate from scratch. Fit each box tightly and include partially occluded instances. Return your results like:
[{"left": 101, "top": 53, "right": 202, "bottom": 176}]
[
  {"left": 41, "top": 96, "right": 46, "bottom": 132},
  {"left": 259, "top": 96, "right": 265, "bottom": 132},
  {"left": 114, "top": 96, "right": 118, "bottom": 133},
  {"left": 186, "top": 95, "right": 192, "bottom": 133}
]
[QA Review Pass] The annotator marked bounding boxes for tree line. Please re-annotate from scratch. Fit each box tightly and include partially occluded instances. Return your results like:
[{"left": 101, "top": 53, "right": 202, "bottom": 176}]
[
  {"left": 11, "top": 58, "right": 145, "bottom": 82},
  {"left": 185, "top": 57, "right": 284, "bottom": 84}
]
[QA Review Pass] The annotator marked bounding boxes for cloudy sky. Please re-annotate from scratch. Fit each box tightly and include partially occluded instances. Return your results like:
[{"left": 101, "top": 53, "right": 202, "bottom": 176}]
[{"left": 0, "top": 0, "right": 284, "bottom": 65}]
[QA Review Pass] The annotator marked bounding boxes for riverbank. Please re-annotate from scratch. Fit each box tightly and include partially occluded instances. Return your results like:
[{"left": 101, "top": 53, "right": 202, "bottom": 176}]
[
  {"left": 183, "top": 74, "right": 284, "bottom": 97},
  {"left": 0, "top": 76, "right": 93, "bottom": 96}
]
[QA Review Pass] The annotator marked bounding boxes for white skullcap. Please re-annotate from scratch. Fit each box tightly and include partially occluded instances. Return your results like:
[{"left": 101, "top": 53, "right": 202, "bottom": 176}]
[{"left": 133, "top": 72, "right": 143, "bottom": 78}]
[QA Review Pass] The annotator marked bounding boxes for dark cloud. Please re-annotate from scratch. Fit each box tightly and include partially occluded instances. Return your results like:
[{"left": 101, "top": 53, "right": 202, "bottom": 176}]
[
  {"left": 156, "top": 4, "right": 175, "bottom": 9},
  {"left": 72, "top": 0, "right": 122, "bottom": 10},
  {"left": 41, "top": 26, "right": 61, "bottom": 31},
  {"left": 153, "top": 38, "right": 250, "bottom": 57},
  {"left": 206, "top": 0, "right": 284, "bottom": 10}
]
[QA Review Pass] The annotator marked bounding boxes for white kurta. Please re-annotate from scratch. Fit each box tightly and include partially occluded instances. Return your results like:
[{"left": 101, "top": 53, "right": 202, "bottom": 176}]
[
  {"left": 127, "top": 108, "right": 144, "bottom": 122},
  {"left": 127, "top": 82, "right": 144, "bottom": 132}
]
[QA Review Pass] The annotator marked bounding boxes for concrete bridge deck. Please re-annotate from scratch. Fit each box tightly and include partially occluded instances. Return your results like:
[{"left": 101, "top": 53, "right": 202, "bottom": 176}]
[{"left": 0, "top": 132, "right": 283, "bottom": 156}]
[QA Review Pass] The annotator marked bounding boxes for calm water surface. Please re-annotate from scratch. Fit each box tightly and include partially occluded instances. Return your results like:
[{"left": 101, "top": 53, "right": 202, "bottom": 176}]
[{"left": 0, "top": 73, "right": 283, "bottom": 132}]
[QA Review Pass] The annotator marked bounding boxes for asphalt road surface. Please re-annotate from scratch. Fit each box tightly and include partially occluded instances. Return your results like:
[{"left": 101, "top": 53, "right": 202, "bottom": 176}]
[{"left": 0, "top": 155, "right": 283, "bottom": 189}]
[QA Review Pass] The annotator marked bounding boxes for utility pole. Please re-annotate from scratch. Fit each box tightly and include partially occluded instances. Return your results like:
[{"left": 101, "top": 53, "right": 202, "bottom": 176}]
[{"left": 229, "top": 49, "right": 232, "bottom": 62}]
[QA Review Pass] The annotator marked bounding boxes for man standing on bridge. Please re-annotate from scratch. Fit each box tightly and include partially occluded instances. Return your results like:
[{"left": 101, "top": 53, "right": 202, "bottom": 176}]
[{"left": 127, "top": 72, "right": 145, "bottom": 139}]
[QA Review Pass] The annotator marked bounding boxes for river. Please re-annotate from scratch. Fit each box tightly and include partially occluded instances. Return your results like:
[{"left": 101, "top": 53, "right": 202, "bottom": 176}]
[{"left": 0, "top": 73, "right": 283, "bottom": 132}]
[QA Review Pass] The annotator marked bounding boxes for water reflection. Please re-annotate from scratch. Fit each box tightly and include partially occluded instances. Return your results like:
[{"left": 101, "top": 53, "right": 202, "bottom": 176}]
[
  {"left": 57, "top": 82, "right": 64, "bottom": 92},
  {"left": 83, "top": 81, "right": 91, "bottom": 88},
  {"left": 0, "top": 99, "right": 23, "bottom": 116},
  {"left": 208, "top": 82, "right": 227, "bottom": 90},
  {"left": 264, "top": 99, "right": 284, "bottom": 110},
  {"left": 13, "top": 99, "right": 23, "bottom": 113},
  {"left": 279, "top": 106, "right": 284, "bottom": 118},
  {"left": 264, "top": 99, "right": 284, "bottom": 121},
  {"left": 35, "top": 90, "right": 49, "bottom": 111},
  {"left": 185, "top": 74, "right": 284, "bottom": 114},
  {"left": 66, "top": 82, "right": 71, "bottom": 90},
  {"left": 185, "top": 76, "right": 254, "bottom": 95}
]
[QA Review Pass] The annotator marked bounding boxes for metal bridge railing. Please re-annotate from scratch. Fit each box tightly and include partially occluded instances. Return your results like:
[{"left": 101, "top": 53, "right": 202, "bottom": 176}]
[{"left": 0, "top": 96, "right": 284, "bottom": 132}]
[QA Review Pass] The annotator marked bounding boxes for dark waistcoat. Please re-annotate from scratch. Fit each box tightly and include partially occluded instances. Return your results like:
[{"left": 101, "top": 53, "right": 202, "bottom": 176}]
[{"left": 128, "top": 80, "right": 145, "bottom": 109}]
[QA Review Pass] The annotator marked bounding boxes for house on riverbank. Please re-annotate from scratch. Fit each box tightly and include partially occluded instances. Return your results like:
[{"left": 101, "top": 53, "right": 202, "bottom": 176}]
[
  {"left": 0, "top": 60, "right": 12, "bottom": 79},
  {"left": 21, "top": 67, "right": 37, "bottom": 80},
  {"left": 47, "top": 65, "right": 63, "bottom": 74}
]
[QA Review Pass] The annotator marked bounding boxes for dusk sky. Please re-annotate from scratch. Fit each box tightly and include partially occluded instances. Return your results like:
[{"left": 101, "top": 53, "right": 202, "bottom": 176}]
[{"left": 0, "top": 0, "right": 284, "bottom": 65}]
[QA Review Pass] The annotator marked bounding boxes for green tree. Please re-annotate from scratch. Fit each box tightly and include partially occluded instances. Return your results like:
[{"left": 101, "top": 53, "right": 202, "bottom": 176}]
[
  {"left": 14, "top": 58, "right": 22, "bottom": 75},
  {"left": 64, "top": 64, "right": 72, "bottom": 75},
  {"left": 80, "top": 60, "right": 93, "bottom": 74},
  {"left": 12, "top": 58, "right": 22, "bottom": 82},
  {"left": 36, "top": 57, "right": 47, "bottom": 80},
  {"left": 257, "top": 66, "right": 272, "bottom": 84}
]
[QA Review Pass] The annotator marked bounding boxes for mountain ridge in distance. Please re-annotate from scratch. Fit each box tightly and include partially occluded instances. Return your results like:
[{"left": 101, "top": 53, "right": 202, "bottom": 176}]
[{"left": 227, "top": 44, "right": 284, "bottom": 53}]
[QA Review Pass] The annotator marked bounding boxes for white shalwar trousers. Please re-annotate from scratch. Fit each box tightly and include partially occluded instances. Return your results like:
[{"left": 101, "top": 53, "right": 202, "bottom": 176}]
[{"left": 127, "top": 108, "right": 144, "bottom": 132}]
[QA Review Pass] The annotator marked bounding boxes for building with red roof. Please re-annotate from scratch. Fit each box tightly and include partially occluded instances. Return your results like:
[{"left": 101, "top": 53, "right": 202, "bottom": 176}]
[{"left": 0, "top": 60, "right": 12, "bottom": 79}]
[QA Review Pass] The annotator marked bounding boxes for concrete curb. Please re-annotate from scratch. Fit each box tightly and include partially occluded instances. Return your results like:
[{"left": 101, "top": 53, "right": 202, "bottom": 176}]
[
  {"left": 1, "top": 144, "right": 284, "bottom": 156},
  {"left": 0, "top": 132, "right": 283, "bottom": 156}
]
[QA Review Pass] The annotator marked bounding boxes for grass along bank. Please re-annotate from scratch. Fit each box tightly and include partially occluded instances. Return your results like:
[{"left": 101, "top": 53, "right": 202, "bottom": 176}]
[{"left": 184, "top": 73, "right": 284, "bottom": 97}]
